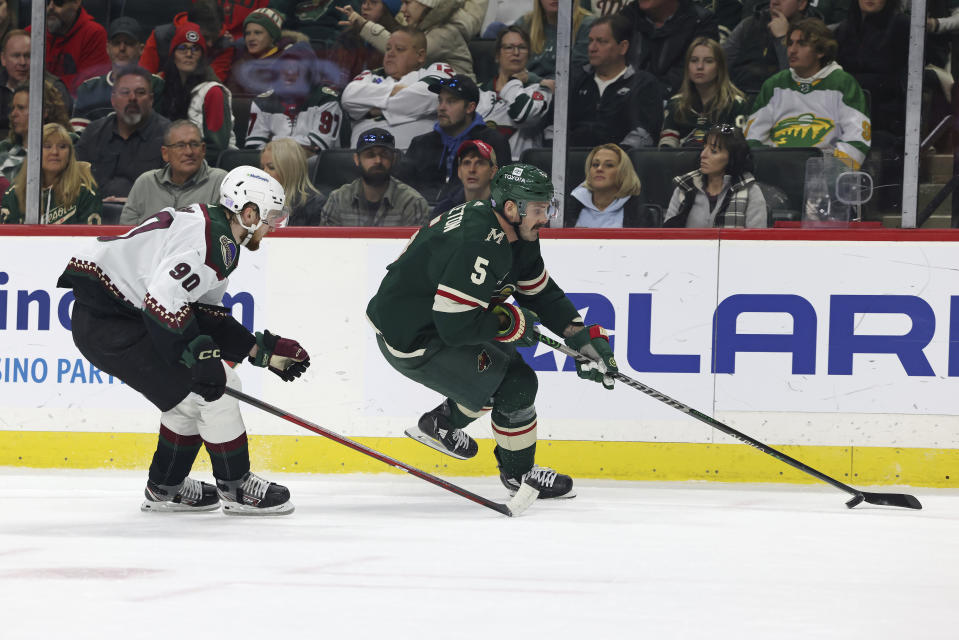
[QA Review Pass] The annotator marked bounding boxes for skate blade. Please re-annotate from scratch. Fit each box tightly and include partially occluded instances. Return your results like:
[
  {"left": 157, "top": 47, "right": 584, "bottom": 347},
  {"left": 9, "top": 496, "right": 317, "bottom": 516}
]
[
  {"left": 404, "top": 426, "right": 472, "bottom": 460},
  {"left": 221, "top": 502, "right": 295, "bottom": 516},
  {"left": 140, "top": 500, "right": 221, "bottom": 513},
  {"left": 506, "top": 486, "right": 577, "bottom": 500}
]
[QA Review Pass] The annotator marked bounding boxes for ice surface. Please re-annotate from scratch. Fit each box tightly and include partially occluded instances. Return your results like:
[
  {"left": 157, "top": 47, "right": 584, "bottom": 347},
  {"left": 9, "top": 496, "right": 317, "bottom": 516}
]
[{"left": 1, "top": 469, "right": 957, "bottom": 639}]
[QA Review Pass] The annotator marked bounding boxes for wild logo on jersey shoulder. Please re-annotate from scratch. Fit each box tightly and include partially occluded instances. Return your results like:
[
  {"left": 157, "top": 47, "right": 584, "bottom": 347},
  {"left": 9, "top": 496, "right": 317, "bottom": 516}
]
[
  {"left": 477, "top": 349, "right": 493, "bottom": 373},
  {"left": 220, "top": 236, "right": 238, "bottom": 269},
  {"left": 771, "top": 113, "right": 834, "bottom": 146}
]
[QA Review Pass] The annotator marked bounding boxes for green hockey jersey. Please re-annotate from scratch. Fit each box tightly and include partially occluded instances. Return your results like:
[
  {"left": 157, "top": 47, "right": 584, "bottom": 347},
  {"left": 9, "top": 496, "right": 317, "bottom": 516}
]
[
  {"left": 744, "top": 61, "right": 871, "bottom": 169},
  {"left": 367, "top": 200, "right": 580, "bottom": 355}
]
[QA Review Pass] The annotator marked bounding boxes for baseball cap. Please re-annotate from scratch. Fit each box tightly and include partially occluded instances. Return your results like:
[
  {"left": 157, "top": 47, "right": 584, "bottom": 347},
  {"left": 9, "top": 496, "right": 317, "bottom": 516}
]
[
  {"left": 108, "top": 17, "right": 142, "bottom": 42},
  {"left": 456, "top": 139, "right": 497, "bottom": 165},
  {"left": 428, "top": 75, "right": 480, "bottom": 104},
  {"left": 356, "top": 128, "right": 395, "bottom": 152}
]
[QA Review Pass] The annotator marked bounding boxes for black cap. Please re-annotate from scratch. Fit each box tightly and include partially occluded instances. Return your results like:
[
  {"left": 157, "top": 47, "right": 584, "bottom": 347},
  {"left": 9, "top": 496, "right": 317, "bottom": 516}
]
[
  {"left": 428, "top": 75, "right": 480, "bottom": 104},
  {"left": 356, "top": 128, "right": 395, "bottom": 152},
  {"left": 108, "top": 17, "right": 142, "bottom": 42}
]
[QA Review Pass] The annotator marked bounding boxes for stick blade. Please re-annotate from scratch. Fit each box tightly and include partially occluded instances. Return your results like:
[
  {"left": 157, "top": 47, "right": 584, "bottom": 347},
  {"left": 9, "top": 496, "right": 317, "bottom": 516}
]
[
  {"left": 504, "top": 482, "right": 540, "bottom": 517},
  {"left": 853, "top": 491, "right": 923, "bottom": 510}
]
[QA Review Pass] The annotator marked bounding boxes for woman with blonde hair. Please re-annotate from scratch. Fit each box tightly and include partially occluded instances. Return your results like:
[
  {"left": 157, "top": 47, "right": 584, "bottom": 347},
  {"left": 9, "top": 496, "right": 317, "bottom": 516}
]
[
  {"left": 566, "top": 143, "right": 656, "bottom": 228},
  {"left": 0, "top": 123, "right": 102, "bottom": 224},
  {"left": 515, "top": 0, "right": 594, "bottom": 78},
  {"left": 260, "top": 137, "right": 326, "bottom": 226},
  {"left": 659, "top": 37, "right": 750, "bottom": 148}
]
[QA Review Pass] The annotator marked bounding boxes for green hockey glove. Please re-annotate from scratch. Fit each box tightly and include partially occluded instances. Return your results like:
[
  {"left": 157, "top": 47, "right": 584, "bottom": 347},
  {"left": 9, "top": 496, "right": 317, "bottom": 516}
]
[
  {"left": 565, "top": 325, "right": 617, "bottom": 390},
  {"left": 493, "top": 303, "right": 539, "bottom": 348}
]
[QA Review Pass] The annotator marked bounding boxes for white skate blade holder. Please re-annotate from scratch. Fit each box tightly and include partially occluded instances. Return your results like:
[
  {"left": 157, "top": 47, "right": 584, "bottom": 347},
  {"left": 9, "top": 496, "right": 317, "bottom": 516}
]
[
  {"left": 221, "top": 502, "right": 295, "bottom": 517},
  {"left": 403, "top": 426, "right": 472, "bottom": 460},
  {"left": 505, "top": 481, "right": 540, "bottom": 516}
]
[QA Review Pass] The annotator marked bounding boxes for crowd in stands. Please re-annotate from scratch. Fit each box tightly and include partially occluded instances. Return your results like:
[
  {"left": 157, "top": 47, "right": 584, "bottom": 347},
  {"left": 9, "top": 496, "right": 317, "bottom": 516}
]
[{"left": 0, "top": 0, "right": 940, "bottom": 228}]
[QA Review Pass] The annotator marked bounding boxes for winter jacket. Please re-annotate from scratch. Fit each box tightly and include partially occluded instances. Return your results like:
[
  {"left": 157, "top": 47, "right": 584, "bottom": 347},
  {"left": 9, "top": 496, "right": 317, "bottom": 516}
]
[
  {"left": 30, "top": 7, "right": 110, "bottom": 96},
  {"left": 620, "top": 0, "right": 719, "bottom": 99},
  {"left": 834, "top": 1, "right": 909, "bottom": 137},
  {"left": 664, "top": 169, "right": 767, "bottom": 228},
  {"left": 268, "top": 0, "right": 359, "bottom": 49},
  {"left": 659, "top": 94, "right": 751, "bottom": 148},
  {"left": 567, "top": 64, "right": 664, "bottom": 149},
  {"left": 400, "top": 120, "right": 511, "bottom": 191},
  {"left": 358, "top": 0, "right": 475, "bottom": 78},
  {"left": 139, "top": 12, "right": 236, "bottom": 83}
]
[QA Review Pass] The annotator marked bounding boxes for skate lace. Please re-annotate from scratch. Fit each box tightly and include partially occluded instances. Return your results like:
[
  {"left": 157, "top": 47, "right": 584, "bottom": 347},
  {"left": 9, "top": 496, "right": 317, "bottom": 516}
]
[
  {"left": 241, "top": 473, "right": 271, "bottom": 499},
  {"left": 523, "top": 466, "right": 557, "bottom": 488},
  {"left": 179, "top": 477, "right": 202, "bottom": 502},
  {"left": 450, "top": 428, "right": 471, "bottom": 451}
]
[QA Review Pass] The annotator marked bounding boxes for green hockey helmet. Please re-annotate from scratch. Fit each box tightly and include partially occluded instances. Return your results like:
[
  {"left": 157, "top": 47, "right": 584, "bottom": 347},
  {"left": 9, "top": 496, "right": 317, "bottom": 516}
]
[{"left": 489, "top": 163, "right": 555, "bottom": 218}]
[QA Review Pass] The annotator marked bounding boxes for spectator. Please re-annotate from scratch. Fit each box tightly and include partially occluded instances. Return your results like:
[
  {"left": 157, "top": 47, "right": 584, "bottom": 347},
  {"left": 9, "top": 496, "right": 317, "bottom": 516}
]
[
  {"left": 1, "top": 30, "right": 73, "bottom": 131},
  {"left": 119, "top": 120, "right": 227, "bottom": 226},
  {"left": 321, "top": 127, "right": 429, "bottom": 226},
  {"left": 341, "top": 27, "right": 454, "bottom": 149},
  {"left": 742, "top": 0, "right": 847, "bottom": 24},
  {"left": 660, "top": 37, "right": 749, "bottom": 147},
  {"left": 724, "top": 0, "right": 820, "bottom": 94},
  {"left": 664, "top": 124, "right": 766, "bottom": 227},
  {"left": 227, "top": 8, "right": 298, "bottom": 97},
  {"left": 431, "top": 139, "right": 498, "bottom": 214},
  {"left": 0, "top": 0, "right": 14, "bottom": 46},
  {"left": 479, "top": 25, "right": 553, "bottom": 160},
  {"left": 1, "top": 123, "right": 102, "bottom": 224},
  {"left": 139, "top": 0, "right": 236, "bottom": 83},
  {"left": 76, "top": 66, "right": 172, "bottom": 199},
  {"left": 31, "top": 0, "right": 110, "bottom": 96},
  {"left": 72, "top": 18, "right": 165, "bottom": 133},
  {"left": 619, "top": 0, "right": 719, "bottom": 98},
  {"left": 155, "top": 22, "right": 237, "bottom": 162},
  {"left": 330, "top": 0, "right": 402, "bottom": 89},
  {"left": 482, "top": 0, "right": 534, "bottom": 37},
  {"left": 567, "top": 142, "right": 653, "bottom": 227},
  {"left": 218, "top": 0, "right": 271, "bottom": 39},
  {"left": 515, "top": 0, "right": 594, "bottom": 78},
  {"left": 567, "top": 14, "right": 663, "bottom": 149},
  {"left": 745, "top": 18, "right": 870, "bottom": 169},
  {"left": 269, "top": 0, "right": 359, "bottom": 52},
  {"left": 260, "top": 137, "right": 326, "bottom": 225},
  {"left": 0, "top": 81, "right": 73, "bottom": 188},
  {"left": 401, "top": 75, "right": 512, "bottom": 196},
  {"left": 244, "top": 42, "right": 344, "bottom": 154},
  {"left": 339, "top": 0, "right": 483, "bottom": 77}
]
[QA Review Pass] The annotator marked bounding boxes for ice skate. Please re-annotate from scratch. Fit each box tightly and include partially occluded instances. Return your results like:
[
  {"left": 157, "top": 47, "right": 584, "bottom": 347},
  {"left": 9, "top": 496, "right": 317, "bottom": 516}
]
[
  {"left": 500, "top": 465, "right": 576, "bottom": 499},
  {"left": 404, "top": 401, "right": 478, "bottom": 460},
  {"left": 141, "top": 477, "right": 221, "bottom": 512},
  {"left": 216, "top": 471, "right": 294, "bottom": 516}
]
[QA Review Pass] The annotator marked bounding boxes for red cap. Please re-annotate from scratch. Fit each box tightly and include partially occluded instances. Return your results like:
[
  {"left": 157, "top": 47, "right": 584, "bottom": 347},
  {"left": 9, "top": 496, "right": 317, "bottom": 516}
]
[
  {"left": 456, "top": 139, "right": 496, "bottom": 165},
  {"left": 169, "top": 22, "right": 208, "bottom": 57}
]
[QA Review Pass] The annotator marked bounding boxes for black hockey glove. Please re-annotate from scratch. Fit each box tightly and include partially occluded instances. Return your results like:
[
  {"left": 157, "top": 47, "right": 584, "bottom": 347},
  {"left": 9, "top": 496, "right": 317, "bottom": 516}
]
[
  {"left": 182, "top": 335, "right": 226, "bottom": 402},
  {"left": 249, "top": 330, "right": 311, "bottom": 381},
  {"left": 493, "top": 304, "right": 539, "bottom": 348}
]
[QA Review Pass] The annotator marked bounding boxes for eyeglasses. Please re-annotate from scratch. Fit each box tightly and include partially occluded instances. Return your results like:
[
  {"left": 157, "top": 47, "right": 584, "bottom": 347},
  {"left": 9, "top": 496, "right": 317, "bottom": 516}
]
[
  {"left": 500, "top": 44, "right": 529, "bottom": 53},
  {"left": 114, "top": 88, "right": 150, "bottom": 98},
  {"left": 175, "top": 44, "right": 203, "bottom": 54},
  {"left": 164, "top": 141, "right": 204, "bottom": 151}
]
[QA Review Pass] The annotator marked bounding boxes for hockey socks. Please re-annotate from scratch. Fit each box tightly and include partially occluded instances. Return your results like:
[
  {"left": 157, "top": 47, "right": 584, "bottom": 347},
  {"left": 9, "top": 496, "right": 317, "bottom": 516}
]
[
  {"left": 204, "top": 432, "right": 251, "bottom": 482},
  {"left": 494, "top": 443, "right": 536, "bottom": 480},
  {"left": 148, "top": 424, "right": 202, "bottom": 487}
]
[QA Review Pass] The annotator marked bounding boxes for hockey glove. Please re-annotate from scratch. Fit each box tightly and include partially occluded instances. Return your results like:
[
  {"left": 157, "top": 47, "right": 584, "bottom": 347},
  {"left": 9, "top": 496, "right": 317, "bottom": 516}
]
[
  {"left": 182, "top": 335, "right": 226, "bottom": 402},
  {"left": 565, "top": 325, "right": 617, "bottom": 390},
  {"left": 250, "top": 330, "right": 311, "bottom": 381},
  {"left": 493, "top": 304, "right": 539, "bottom": 348}
]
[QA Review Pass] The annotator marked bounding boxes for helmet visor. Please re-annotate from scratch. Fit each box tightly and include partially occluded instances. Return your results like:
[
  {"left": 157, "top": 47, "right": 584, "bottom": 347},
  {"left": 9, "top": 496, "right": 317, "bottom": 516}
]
[
  {"left": 262, "top": 206, "right": 290, "bottom": 229},
  {"left": 523, "top": 198, "right": 559, "bottom": 221}
]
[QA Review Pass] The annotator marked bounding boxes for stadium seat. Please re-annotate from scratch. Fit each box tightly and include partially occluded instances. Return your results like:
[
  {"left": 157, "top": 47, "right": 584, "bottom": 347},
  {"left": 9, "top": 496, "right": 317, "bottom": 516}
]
[
  {"left": 519, "top": 147, "right": 593, "bottom": 192},
  {"left": 751, "top": 147, "right": 822, "bottom": 221},
  {"left": 101, "top": 201, "right": 124, "bottom": 225},
  {"left": 216, "top": 148, "right": 262, "bottom": 172},
  {"left": 231, "top": 95, "right": 253, "bottom": 148},
  {"left": 310, "top": 149, "right": 360, "bottom": 195},
  {"left": 467, "top": 39, "right": 498, "bottom": 86},
  {"left": 628, "top": 148, "right": 699, "bottom": 211}
]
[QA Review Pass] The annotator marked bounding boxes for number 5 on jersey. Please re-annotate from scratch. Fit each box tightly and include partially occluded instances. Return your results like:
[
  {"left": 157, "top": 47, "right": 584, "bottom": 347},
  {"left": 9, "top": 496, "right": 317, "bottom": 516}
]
[{"left": 471, "top": 256, "right": 489, "bottom": 285}]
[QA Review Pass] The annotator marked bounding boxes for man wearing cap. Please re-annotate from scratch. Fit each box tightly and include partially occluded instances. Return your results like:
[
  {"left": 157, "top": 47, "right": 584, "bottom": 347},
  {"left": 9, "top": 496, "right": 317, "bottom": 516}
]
[
  {"left": 400, "top": 74, "right": 511, "bottom": 198},
  {"left": 72, "top": 18, "right": 165, "bottom": 133},
  {"left": 27, "top": 0, "right": 110, "bottom": 96},
  {"left": 320, "top": 127, "right": 429, "bottom": 226},
  {"left": 431, "top": 139, "right": 498, "bottom": 215},
  {"left": 0, "top": 30, "right": 73, "bottom": 131},
  {"left": 341, "top": 27, "right": 455, "bottom": 150},
  {"left": 76, "top": 66, "right": 171, "bottom": 200}
]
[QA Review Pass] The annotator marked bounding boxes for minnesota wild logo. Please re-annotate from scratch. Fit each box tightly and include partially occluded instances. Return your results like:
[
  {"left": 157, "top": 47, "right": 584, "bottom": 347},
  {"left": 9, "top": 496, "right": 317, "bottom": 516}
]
[{"left": 770, "top": 113, "right": 834, "bottom": 147}]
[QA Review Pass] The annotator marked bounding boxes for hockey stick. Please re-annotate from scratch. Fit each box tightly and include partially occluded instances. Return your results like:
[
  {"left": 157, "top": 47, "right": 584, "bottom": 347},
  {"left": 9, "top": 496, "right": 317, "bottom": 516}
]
[
  {"left": 224, "top": 386, "right": 539, "bottom": 517},
  {"left": 535, "top": 332, "right": 922, "bottom": 510}
]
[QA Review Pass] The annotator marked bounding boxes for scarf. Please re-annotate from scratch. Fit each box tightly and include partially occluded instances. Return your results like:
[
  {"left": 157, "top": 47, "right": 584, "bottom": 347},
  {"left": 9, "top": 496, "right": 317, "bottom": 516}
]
[{"left": 673, "top": 169, "right": 755, "bottom": 228}]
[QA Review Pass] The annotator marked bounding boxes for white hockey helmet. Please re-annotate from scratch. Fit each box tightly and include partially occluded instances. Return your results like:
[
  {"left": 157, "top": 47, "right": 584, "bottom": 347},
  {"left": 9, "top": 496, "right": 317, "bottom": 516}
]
[{"left": 219, "top": 165, "right": 288, "bottom": 244}]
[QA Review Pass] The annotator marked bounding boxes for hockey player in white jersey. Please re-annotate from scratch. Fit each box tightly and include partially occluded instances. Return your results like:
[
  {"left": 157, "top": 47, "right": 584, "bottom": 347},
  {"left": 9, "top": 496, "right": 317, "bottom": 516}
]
[
  {"left": 57, "top": 166, "right": 311, "bottom": 516},
  {"left": 341, "top": 27, "right": 455, "bottom": 149}
]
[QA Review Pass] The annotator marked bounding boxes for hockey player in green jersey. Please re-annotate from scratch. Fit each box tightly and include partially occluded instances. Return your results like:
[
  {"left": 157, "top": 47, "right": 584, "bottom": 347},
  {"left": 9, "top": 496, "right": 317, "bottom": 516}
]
[{"left": 367, "top": 163, "right": 618, "bottom": 499}]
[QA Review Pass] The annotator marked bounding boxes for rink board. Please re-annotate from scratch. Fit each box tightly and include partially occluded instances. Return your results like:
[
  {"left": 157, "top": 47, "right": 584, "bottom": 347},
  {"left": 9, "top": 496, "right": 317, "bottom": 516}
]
[{"left": 2, "top": 227, "right": 959, "bottom": 486}]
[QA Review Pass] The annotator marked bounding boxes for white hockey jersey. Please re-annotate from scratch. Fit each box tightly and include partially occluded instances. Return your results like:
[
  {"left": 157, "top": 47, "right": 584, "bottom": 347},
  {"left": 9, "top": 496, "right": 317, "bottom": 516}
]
[
  {"left": 476, "top": 78, "right": 552, "bottom": 161},
  {"left": 341, "top": 62, "right": 456, "bottom": 150},
  {"left": 245, "top": 85, "right": 344, "bottom": 152}
]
